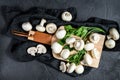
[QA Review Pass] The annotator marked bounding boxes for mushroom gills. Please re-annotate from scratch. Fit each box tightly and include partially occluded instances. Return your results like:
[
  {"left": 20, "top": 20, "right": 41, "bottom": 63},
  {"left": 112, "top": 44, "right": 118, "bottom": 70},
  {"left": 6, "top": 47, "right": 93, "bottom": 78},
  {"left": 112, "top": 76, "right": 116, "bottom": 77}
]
[
  {"left": 46, "top": 23, "right": 57, "bottom": 34},
  {"left": 59, "top": 62, "right": 66, "bottom": 72},
  {"left": 60, "top": 49, "right": 70, "bottom": 59},
  {"left": 37, "top": 44, "right": 47, "bottom": 54}
]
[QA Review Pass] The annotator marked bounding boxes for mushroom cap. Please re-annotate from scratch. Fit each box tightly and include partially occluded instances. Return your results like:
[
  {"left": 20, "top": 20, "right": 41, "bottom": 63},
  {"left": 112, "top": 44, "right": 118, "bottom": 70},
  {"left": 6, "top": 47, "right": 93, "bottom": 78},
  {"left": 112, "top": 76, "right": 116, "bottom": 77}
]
[
  {"left": 75, "top": 64, "right": 84, "bottom": 74},
  {"left": 27, "top": 47, "right": 37, "bottom": 56},
  {"left": 60, "top": 49, "right": 70, "bottom": 59},
  {"left": 109, "top": 28, "right": 120, "bottom": 40},
  {"left": 51, "top": 42, "right": 63, "bottom": 54},
  {"left": 36, "top": 25, "right": 45, "bottom": 32},
  {"left": 66, "top": 37, "right": 76, "bottom": 44},
  {"left": 59, "top": 61, "right": 66, "bottom": 72},
  {"left": 83, "top": 53, "right": 93, "bottom": 65},
  {"left": 46, "top": 23, "right": 57, "bottom": 34},
  {"left": 105, "top": 39, "right": 116, "bottom": 49},
  {"left": 61, "top": 11, "right": 72, "bottom": 22},
  {"left": 84, "top": 43, "right": 94, "bottom": 51},
  {"left": 36, "top": 44, "right": 47, "bottom": 54},
  {"left": 67, "top": 63, "right": 76, "bottom": 73},
  {"left": 22, "top": 22, "right": 32, "bottom": 31},
  {"left": 74, "top": 39, "right": 84, "bottom": 51},
  {"left": 89, "top": 33, "right": 100, "bottom": 43},
  {"left": 55, "top": 29, "right": 66, "bottom": 39},
  {"left": 91, "top": 48, "right": 100, "bottom": 59}
]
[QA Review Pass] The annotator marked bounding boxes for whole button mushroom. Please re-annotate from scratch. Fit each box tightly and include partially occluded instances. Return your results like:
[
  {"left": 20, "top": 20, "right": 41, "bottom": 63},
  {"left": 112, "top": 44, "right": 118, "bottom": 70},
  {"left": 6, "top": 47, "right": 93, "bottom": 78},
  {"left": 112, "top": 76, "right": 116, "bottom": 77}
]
[
  {"left": 84, "top": 43, "right": 94, "bottom": 51},
  {"left": 91, "top": 48, "right": 100, "bottom": 59},
  {"left": 59, "top": 61, "right": 66, "bottom": 72},
  {"left": 89, "top": 33, "right": 100, "bottom": 43},
  {"left": 22, "top": 22, "right": 32, "bottom": 31},
  {"left": 46, "top": 23, "right": 57, "bottom": 34},
  {"left": 67, "top": 63, "right": 76, "bottom": 73},
  {"left": 36, "top": 44, "right": 47, "bottom": 54},
  {"left": 61, "top": 11, "right": 73, "bottom": 22},
  {"left": 60, "top": 49, "right": 70, "bottom": 59},
  {"left": 51, "top": 42, "right": 63, "bottom": 54},
  {"left": 66, "top": 37, "right": 76, "bottom": 44},
  {"left": 109, "top": 28, "right": 120, "bottom": 40},
  {"left": 27, "top": 47, "right": 37, "bottom": 56},
  {"left": 105, "top": 39, "right": 116, "bottom": 49},
  {"left": 75, "top": 64, "right": 84, "bottom": 74},
  {"left": 83, "top": 53, "right": 93, "bottom": 66},
  {"left": 55, "top": 29, "right": 66, "bottom": 39},
  {"left": 36, "top": 19, "right": 46, "bottom": 32},
  {"left": 74, "top": 39, "right": 84, "bottom": 51}
]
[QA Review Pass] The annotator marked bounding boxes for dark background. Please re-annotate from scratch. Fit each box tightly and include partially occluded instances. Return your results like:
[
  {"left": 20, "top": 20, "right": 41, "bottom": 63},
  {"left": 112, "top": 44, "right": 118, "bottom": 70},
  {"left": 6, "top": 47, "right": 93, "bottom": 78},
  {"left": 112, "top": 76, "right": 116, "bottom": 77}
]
[{"left": 0, "top": 0, "right": 120, "bottom": 80}]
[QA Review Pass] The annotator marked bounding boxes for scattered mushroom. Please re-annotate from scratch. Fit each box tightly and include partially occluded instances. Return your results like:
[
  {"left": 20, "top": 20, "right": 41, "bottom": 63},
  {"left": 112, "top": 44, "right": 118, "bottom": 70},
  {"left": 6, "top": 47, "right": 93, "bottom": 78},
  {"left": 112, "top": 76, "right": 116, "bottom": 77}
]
[
  {"left": 91, "top": 48, "right": 100, "bottom": 59},
  {"left": 55, "top": 29, "right": 66, "bottom": 39},
  {"left": 46, "top": 23, "right": 57, "bottom": 34},
  {"left": 89, "top": 33, "right": 100, "bottom": 43},
  {"left": 22, "top": 22, "right": 32, "bottom": 31},
  {"left": 84, "top": 42, "right": 94, "bottom": 51},
  {"left": 74, "top": 39, "right": 84, "bottom": 51},
  {"left": 36, "top": 18, "right": 46, "bottom": 32},
  {"left": 109, "top": 28, "right": 120, "bottom": 40},
  {"left": 60, "top": 49, "right": 70, "bottom": 59},
  {"left": 36, "top": 44, "right": 47, "bottom": 54},
  {"left": 51, "top": 42, "right": 63, "bottom": 54},
  {"left": 27, "top": 47, "right": 37, "bottom": 56},
  {"left": 59, "top": 62, "right": 66, "bottom": 72},
  {"left": 66, "top": 37, "right": 76, "bottom": 44},
  {"left": 75, "top": 64, "right": 84, "bottom": 74},
  {"left": 61, "top": 11, "right": 73, "bottom": 22},
  {"left": 83, "top": 53, "right": 93, "bottom": 66},
  {"left": 105, "top": 39, "right": 116, "bottom": 49},
  {"left": 67, "top": 63, "right": 76, "bottom": 73}
]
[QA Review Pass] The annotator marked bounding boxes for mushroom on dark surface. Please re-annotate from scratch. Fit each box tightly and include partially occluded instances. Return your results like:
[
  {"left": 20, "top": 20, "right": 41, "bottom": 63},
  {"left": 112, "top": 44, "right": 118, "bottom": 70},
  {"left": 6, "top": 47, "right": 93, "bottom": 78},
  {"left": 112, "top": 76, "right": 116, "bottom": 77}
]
[{"left": 36, "top": 19, "right": 46, "bottom": 32}]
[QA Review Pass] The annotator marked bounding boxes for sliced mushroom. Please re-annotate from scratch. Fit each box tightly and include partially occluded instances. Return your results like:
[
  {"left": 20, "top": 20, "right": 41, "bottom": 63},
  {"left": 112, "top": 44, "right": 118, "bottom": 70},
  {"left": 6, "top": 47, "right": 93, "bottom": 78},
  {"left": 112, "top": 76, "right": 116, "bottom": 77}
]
[
  {"left": 75, "top": 64, "right": 84, "bottom": 74},
  {"left": 67, "top": 63, "right": 76, "bottom": 73},
  {"left": 60, "top": 49, "right": 70, "bottom": 59},
  {"left": 83, "top": 53, "right": 93, "bottom": 66},
  {"left": 46, "top": 23, "right": 57, "bottom": 34},
  {"left": 51, "top": 42, "right": 63, "bottom": 54},
  {"left": 84, "top": 43, "right": 94, "bottom": 51},
  {"left": 109, "top": 28, "right": 120, "bottom": 40},
  {"left": 89, "top": 33, "right": 100, "bottom": 43},
  {"left": 36, "top": 44, "right": 47, "bottom": 54},
  {"left": 22, "top": 22, "right": 32, "bottom": 31},
  {"left": 36, "top": 19, "right": 46, "bottom": 32},
  {"left": 27, "top": 47, "right": 37, "bottom": 56},
  {"left": 74, "top": 39, "right": 84, "bottom": 51},
  {"left": 66, "top": 37, "right": 76, "bottom": 44},
  {"left": 61, "top": 11, "right": 72, "bottom": 22},
  {"left": 59, "top": 61, "right": 66, "bottom": 72},
  {"left": 105, "top": 39, "right": 116, "bottom": 49},
  {"left": 91, "top": 48, "right": 100, "bottom": 59},
  {"left": 55, "top": 29, "right": 66, "bottom": 39}
]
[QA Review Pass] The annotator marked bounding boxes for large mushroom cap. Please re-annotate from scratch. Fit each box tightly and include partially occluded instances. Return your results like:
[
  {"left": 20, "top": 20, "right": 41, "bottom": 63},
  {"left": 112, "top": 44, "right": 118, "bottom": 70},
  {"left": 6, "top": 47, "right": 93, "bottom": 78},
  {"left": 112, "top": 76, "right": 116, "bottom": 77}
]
[
  {"left": 55, "top": 29, "right": 66, "bottom": 39},
  {"left": 84, "top": 43, "right": 94, "bottom": 51},
  {"left": 36, "top": 44, "right": 47, "bottom": 54},
  {"left": 74, "top": 39, "right": 84, "bottom": 51},
  {"left": 89, "top": 33, "right": 100, "bottom": 43},
  {"left": 27, "top": 47, "right": 37, "bottom": 56},
  {"left": 46, "top": 23, "right": 57, "bottom": 34},
  {"left": 109, "top": 28, "right": 120, "bottom": 40},
  {"left": 60, "top": 49, "right": 70, "bottom": 59},
  {"left": 105, "top": 39, "right": 116, "bottom": 49},
  {"left": 22, "top": 22, "right": 32, "bottom": 31},
  {"left": 67, "top": 63, "right": 76, "bottom": 73},
  {"left": 61, "top": 11, "right": 72, "bottom": 22},
  {"left": 75, "top": 64, "right": 84, "bottom": 74}
]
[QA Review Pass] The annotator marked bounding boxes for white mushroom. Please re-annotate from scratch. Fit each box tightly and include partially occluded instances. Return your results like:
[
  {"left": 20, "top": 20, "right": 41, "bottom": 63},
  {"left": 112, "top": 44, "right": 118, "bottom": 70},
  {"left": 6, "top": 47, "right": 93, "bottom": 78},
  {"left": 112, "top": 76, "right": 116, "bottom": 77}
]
[
  {"left": 83, "top": 53, "right": 93, "bottom": 66},
  {"left": 66, "top": 37, "right": 76, "bottom": 44},
  {"left": 55, "top": 29, "right": 66, "bottom": 39},
  {"left": 46, "top": 23, "right": 57, "bottom": 34},
  {"left": 36, "top": 44, "right": 47, "bottom": 54},
  {"left": 61, "top": 11, "right": 72, "bottom": 22},
  {"left": 66, "top": 63, "right": 70, "bottom": 68},
  {"left": 89, "top": 33, "right": 100, "bottom": 43},
  {"left": 91, "top": 48, "right": 100, "bottom": 59},
  {"left": 67, "top": 63, "right": 76, "bottom": 73},
  {"left": 69, "top": 43, "right": 74, "bottom": 48},
  {"left": 75, "top": 64, "right": 84, "bottom": 74},
  {"left": 109, "top": 28, "right": 120, "bottom": 40},
  {"left": 59, "top": 62, "right": 66, "bottom": 72},
  {"left": 36, "top": 19, "right": 46, "bottom": 32},
  {"left": 74, "top": 39, "right": 84, "bottom": 51},
  {"left": 27, "top": 47, "right": 37, "bottom": 56},
  {"left": 105, "top": 39, "right": 116, "bottom": 49},
  {"left": 22, "top": 22, "right": 32, "bottom": 31},
  {"left": 51, "top": 42, "right": 63, "bottom": 54},
  {"left": 60, "top": 49, "right": 70, "bottom": 59},
  {"left": 84, "top": 43, "right": 94, "bottom": 51}
]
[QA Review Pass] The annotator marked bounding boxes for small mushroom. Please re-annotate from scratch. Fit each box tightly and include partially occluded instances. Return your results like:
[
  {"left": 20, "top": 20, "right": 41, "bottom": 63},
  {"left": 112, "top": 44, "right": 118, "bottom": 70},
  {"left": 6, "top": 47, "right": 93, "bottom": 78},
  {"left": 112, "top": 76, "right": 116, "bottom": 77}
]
[
  {"left": 36, "top": 19, "right": 46, "bottom": 32},
  {"left": 55, "top": 29, "right": 66, "bottom": 39},
  {"left": 66, "top": 37, "right": 76, "bottom": 44},
  {"left": 27, "top": 47, "right": 37, "bottom": 56},
  {"left": 89, "top": 33, "right": 100, "bottom": 43},
  {"left": 51, "top": 42, "right": 63, "bottom": 54},
  {"left": 105, "top": 39, "right": 116, "bottom": 49},
  {"left": 61, "top": 11, "right": 72, "bottom": 22},
  {"left": 75, "top": 64, "right": 84, "bottom": 74},
  {"left": 36, "top": 44, "right": 47, "bottom": 54},
  {"left": 22, "top": 22, "right": 32, "bottom": 31},
  {"left": 46, "top": 23, "right": 57, "bottom": 34},
  {"left": 59, "top": 61, "right": 66, "bottom": 72},
  {"left": 109, "top": 28, "right": 120, "bottom": 40},
  {"left": 74, "top": 39, "right": 84, "bottom": 51},
  {"left": 66, "top": 63, "right": 70, "bottom": 67},
  {"left": 91, "top": 48, "right": 100, "bottom": 59},
  {"left": 60, "top": 49, "right": 70, "bottom": 59},
  {"left": 84, "top": 43, "right": 94, "bottom": 51},
  {"left": 69, "top": 43, "right": 74, "bottom": 48},
  {"left": 67, "top": 63, "right": 76, "bottom": 73},
  {"left": 83, "top": 53, "right": 93, "bottom": 66}
]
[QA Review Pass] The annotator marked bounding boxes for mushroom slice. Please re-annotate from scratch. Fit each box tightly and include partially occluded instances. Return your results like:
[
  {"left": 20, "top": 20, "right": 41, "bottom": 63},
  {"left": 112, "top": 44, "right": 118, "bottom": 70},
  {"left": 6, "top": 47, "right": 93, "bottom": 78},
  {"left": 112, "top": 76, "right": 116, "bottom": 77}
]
[
  {"left": 55, "top": 29, "right": 66, "bottom": 39},
  {"left": 60, "top": 49, "right": 70, "bottom": 59},
  {"left": 27, "top": 47, "right": 37, "bottom": 56},
  {"left": 61, "top": 11, "right": 72, "bottom": 22},
  {"left": 36, "top": 44, "right": 47, "bottom": 54},
  {"left": 22, "top": 22, "right": 32, "bottom": 31},
  {"left": 89, "top": 33, "right": 100, "bottom": 43},
  {"left": 67, "top": 63, "right": 76, "bottom": 73},
  {"left": 74, "top": 39, "right": 84, "bottom": 51},
  {"left": 46, "top": 23, "right": 57, "bottom": 34},
  {"left": 109, "top": 28, "right": 120, "bottom": 40},
  {"left": 51, "top": 42, "right": 63, "bottom": 54},
  {"left": 75, "top": 64, "right": 84, "bottom": 74},
  {"left": 105, "top": 39, "right": 116, "bottom": 49},
  {"left": 66, "top": 37, "right": 76, "bottom": 44},
  {"left": 59, "top": 62, "right": 66, "bottom": 72},
  {"left": 84, "top": 43, "right": 94, "bottom": 51},
  {"left": 83, "top": 53, "right": 93, "bottom": 66},
  {"left": 91, "top": 48, "right": 100, "bottom": 59}
]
